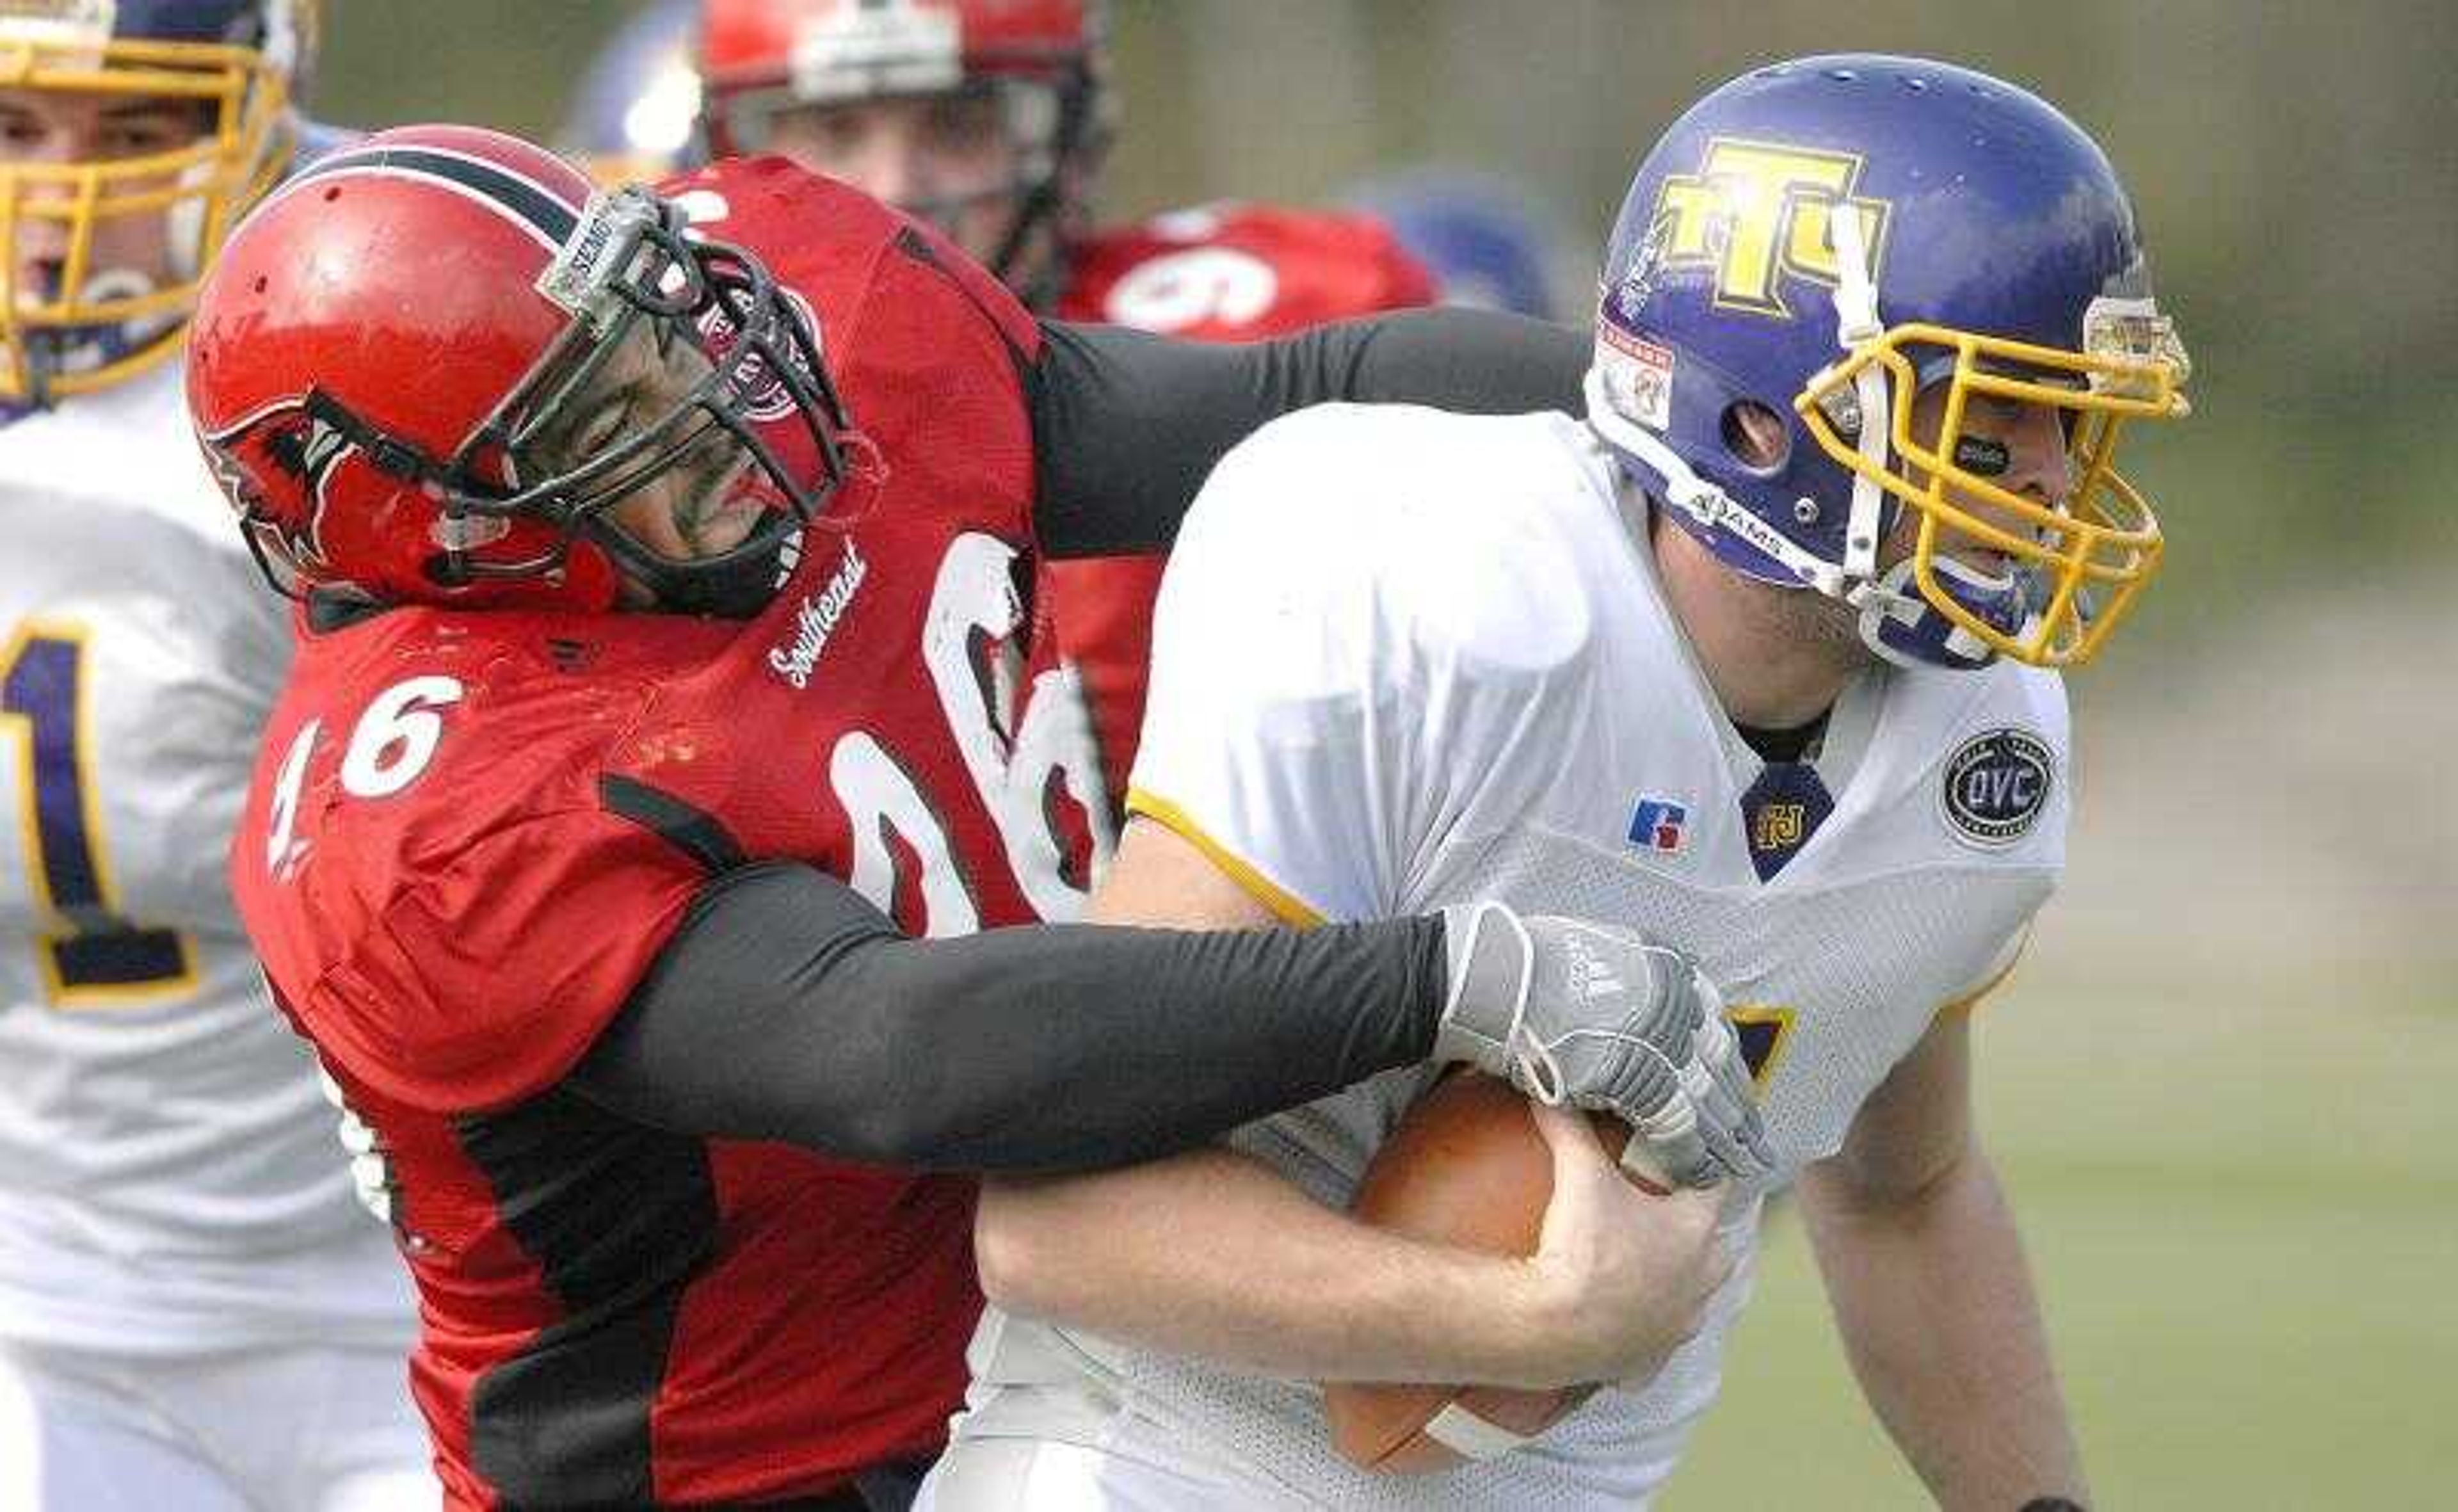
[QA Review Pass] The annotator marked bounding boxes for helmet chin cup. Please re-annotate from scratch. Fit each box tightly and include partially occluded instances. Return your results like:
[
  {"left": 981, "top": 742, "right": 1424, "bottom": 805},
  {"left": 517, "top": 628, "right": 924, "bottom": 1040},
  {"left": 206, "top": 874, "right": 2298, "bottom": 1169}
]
[{"left": 1857, "top": 556, "right": 2028, "bottom": 672}]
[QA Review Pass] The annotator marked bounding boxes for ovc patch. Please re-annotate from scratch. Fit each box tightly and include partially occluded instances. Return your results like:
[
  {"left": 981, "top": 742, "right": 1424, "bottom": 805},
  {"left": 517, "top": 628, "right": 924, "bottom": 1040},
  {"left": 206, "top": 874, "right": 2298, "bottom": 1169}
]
[{"left": 1940, "top": 728, "right": 2053, "bottom": 848}]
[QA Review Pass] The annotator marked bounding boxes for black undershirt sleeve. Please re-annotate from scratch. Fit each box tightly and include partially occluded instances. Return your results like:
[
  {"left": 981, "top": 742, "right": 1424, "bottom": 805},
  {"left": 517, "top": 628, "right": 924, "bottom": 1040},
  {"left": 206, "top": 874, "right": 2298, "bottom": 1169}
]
[
  {"left": 567, "top": 860, "right": 1447, "bottom": 1173},
  {"left": 1028, "top": 308, "right": 1588, "bottom": 558}
]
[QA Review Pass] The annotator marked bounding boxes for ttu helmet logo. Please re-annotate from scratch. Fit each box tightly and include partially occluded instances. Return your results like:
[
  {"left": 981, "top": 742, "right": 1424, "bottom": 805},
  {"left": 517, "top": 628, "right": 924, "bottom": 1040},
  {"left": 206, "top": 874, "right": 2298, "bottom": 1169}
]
[{"left": 1650, "top": 138, "right": 1890, "bottom": 318}]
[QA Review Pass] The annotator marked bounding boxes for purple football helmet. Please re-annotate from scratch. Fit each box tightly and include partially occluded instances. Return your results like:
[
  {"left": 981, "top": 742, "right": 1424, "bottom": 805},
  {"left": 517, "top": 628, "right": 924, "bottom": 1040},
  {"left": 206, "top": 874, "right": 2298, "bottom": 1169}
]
[
  {"left": 1586, "top": 55, "right": 2191, "bottom": 670},
  {"left": 1348, "top": 169, "right": 1561, "bottom": 321}
]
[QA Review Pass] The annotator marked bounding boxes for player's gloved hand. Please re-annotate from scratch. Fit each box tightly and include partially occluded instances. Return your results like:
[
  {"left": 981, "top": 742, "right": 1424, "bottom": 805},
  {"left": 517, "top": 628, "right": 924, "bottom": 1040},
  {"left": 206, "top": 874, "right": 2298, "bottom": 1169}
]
[{"left": 1434, "top": 901, "right": 1773, "bottom": 1189}]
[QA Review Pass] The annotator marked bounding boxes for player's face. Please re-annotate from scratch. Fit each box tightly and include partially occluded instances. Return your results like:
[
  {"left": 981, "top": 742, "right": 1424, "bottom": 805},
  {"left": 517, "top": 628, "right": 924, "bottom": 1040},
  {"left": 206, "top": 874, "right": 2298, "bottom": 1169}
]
[
  {"left": 536, "top": 319, "right": 771, "bottom": 603},
  {"left": 1884, "top": 382, "right": 2073, "bottom": 575},
  {"left": 1717, "top": 382, "right": 2076, "bottom": 663},
  {"left": 0, "top": 86, "right": 200, "bottom": 312},
  {"left": 763, "top": 88, "right": 1023, "bottom": 266}
]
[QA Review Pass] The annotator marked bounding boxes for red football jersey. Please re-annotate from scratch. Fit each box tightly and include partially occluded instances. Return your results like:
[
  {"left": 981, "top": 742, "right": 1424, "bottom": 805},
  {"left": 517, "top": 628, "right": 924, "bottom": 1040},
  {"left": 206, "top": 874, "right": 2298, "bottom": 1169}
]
[
  {"left": 1046, "top": 204, "right": 1437, "bottom": 807},
  {"left": 230, "top": 158, "right": 1109, "bottom": 1509},
  {"left": 1058, "top": 202, "right": 1436, "bottom": 337}
]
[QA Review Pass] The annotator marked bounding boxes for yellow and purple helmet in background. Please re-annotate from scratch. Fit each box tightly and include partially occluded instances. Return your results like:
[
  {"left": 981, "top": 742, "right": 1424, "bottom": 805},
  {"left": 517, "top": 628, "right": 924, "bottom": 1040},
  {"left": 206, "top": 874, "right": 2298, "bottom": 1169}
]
[
  {"left": 1587, "top": 55, "right": 2192, "bottom": 671},
  {"left": 0, "top": 0, "right": 312, "bottom": 406}
]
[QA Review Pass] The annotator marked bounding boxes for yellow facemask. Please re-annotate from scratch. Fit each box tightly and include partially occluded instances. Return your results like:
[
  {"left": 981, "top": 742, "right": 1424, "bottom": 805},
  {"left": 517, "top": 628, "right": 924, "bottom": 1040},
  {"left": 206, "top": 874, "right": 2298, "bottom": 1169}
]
[
  {"left": 1795, "top": 309, "right": 2192, "bottom": 668},
  {"left": 0, "top": 6, "right": 305, "bottom": 405}
]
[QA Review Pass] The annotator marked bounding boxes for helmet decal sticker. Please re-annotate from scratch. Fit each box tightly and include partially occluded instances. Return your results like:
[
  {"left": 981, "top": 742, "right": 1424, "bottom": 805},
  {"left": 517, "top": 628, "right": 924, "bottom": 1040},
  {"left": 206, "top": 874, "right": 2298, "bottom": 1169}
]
[{"left": 1596, "top": 321, "right": 1675, "bottom": 433}]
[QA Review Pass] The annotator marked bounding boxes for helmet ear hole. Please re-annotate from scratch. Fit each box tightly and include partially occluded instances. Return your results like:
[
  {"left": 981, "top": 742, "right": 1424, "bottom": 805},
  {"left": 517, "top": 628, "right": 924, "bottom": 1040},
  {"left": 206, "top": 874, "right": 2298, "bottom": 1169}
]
[{"left": 1720, "top": 400, "right": 1791, "bottom": 474}]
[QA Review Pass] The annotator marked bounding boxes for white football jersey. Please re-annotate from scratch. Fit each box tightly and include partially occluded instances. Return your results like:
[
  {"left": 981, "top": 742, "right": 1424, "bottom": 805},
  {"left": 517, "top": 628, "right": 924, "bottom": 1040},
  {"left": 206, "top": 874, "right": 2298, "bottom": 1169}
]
[
  {"left": 961, "top": 405, "right": 2069, "bottom": 1508},
  {"left": 0, "top": 366, "right": 413, "bottom": 1354}
]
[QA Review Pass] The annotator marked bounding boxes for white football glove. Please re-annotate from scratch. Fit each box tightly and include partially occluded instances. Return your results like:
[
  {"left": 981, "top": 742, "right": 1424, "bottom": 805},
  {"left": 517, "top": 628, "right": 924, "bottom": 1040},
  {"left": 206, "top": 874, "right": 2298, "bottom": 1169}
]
[{"left": 1434, "top": 901, "right": 1772, "bottom": 1189}]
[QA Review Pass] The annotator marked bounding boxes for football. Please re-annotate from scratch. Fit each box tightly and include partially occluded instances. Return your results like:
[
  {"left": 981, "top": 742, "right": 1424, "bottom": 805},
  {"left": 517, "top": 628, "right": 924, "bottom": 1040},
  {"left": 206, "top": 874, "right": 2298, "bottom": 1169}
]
[{"left": 1321, "top": 1070, "right": 1666, "bottom": 1474}]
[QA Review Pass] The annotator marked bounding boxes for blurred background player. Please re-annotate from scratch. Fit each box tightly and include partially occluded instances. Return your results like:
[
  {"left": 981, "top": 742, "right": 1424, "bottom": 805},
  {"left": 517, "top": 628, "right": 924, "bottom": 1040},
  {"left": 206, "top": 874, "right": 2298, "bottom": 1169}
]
[
  {"left": 689, "top": 0, "right": 1440, "bottom": 810},
  {"left": 1343, "top": 166, "right": 1566, "bottom": 321},
  {"left": 555, "top": 0, "right": 703, "bottom": 186},
  {"left": 0, "top": 3, "right": 431, "bottom": 1508}
]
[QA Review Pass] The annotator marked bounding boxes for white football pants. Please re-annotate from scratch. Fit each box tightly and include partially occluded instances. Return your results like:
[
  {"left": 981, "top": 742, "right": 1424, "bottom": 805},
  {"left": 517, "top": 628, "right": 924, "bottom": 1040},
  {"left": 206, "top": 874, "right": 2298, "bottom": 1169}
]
[{"left": 0, "top": 1336, "right": 433, "bottom": 1511}]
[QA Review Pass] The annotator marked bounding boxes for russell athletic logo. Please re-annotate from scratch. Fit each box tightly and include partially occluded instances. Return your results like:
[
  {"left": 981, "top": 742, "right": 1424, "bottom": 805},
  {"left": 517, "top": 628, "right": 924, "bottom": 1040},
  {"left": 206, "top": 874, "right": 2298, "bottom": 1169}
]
[
  {"left": 768, "top": 538, "right": 867, "bottom": 689},
  {"left": 1627, "top": 796, "right": 1689, "bottom": 854}
]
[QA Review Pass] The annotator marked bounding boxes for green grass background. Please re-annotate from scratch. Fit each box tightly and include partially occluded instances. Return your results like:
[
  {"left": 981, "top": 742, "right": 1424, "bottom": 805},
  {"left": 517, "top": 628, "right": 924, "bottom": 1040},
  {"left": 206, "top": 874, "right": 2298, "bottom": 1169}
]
[{"left": 1669, "top": 970, "right": 2457, "bottom": 1508}]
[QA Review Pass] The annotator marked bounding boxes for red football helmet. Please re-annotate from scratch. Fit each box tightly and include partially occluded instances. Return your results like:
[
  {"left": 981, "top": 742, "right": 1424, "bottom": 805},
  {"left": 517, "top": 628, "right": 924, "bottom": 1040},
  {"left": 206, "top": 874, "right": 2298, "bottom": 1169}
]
[
  {"left": 186, "top": 124, "right": 850, "bottom": 615},
  {"left": 698, "top": 0, "right": 1107, "bottom": 302}
]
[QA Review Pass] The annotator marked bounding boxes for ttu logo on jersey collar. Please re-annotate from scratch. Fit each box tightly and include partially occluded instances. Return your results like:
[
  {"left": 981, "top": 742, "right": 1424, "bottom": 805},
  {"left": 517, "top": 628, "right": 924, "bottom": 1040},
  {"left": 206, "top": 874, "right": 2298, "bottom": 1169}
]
[
  {"left": 1627, "top": 796, "right": 1691, "bottom": 855},
  {"left": 1940, "top": 728, "right": 2053, "bottom": 848},
  {"left": 1739, "top": 760, "right": 1835, "bottom": 882},
  {"left": 767, "top": 535, "right": 868, "bottom": 689}
]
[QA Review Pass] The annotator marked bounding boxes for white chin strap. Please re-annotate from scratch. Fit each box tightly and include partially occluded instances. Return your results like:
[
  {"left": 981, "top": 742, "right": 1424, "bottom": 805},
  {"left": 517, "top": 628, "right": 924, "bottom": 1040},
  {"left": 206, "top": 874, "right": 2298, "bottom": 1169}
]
[
  {"left": 1582, "top": 365, "right": 1850, "bottom": 599},
  {"left": 42, "top": 267, "right": 172, "bottom": 374},
  {"left": 1580, "top": 207, "right": 1906, "bottom": 619},
  {"left": 1827, "top": 208, "right": 1892, "bottom": 586},
  {"left": 168, "top": 152, "right": 224, "bottom": 284}
]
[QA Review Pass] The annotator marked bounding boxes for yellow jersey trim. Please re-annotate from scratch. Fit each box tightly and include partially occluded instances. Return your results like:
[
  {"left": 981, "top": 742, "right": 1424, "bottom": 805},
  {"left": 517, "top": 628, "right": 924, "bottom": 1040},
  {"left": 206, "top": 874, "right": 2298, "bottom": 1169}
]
[
  {"left": 1726, "top": 1004, "right": 1797, "bottom": 1093},
  {"left": 1123, "top": 787, "right": 1327, "bottom": 929},
  {"left": 1938, "top": 929, "right": 2030, "bottom": 1019}
]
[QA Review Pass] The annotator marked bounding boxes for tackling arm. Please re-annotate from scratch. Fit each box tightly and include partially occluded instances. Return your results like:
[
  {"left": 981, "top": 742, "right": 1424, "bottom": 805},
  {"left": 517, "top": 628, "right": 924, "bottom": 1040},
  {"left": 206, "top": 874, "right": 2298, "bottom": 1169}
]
[
  {"left": 1027, "top": 309, "right": 1584, "bottom": 558},
  {"left": 568, "top": 857, "right": 1444, "bottom": 1172},
  {"left": 972, "top": 819, "right": 1731, "bottom": 1390},
  {"left": 1795, "top": 1004, "right": 2091, "bottom": 1510}
]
